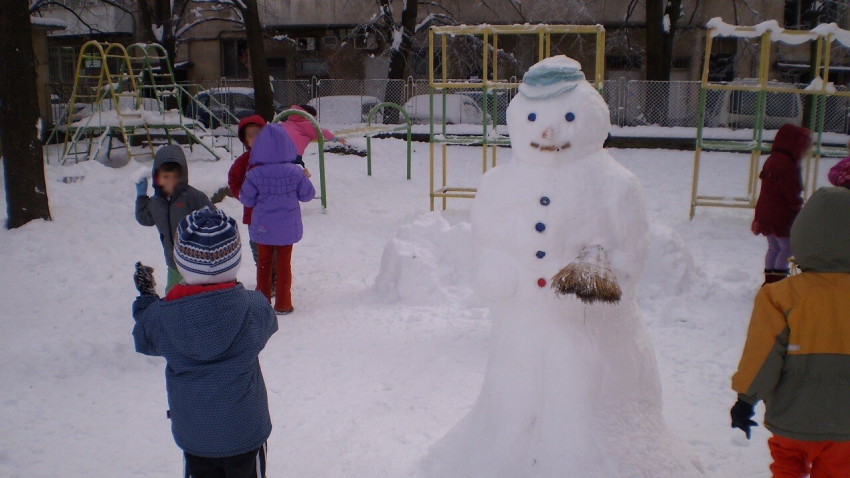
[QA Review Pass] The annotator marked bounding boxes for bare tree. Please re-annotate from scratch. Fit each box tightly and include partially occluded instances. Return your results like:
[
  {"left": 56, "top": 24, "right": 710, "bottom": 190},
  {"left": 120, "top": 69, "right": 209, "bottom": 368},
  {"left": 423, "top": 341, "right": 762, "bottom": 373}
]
[
  {"left": 645, "top": 0, "right": 683, "bottom": 82},
  {"left": 1, "top": 1, "right": 52, "bottom": 228}
]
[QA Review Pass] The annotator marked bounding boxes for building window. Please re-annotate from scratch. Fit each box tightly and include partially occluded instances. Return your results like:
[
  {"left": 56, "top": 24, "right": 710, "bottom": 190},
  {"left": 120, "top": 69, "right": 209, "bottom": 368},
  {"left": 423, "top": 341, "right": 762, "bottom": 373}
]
[
  {"left": 708, "top": 54, "right": 735, "bottom": 82},
  {"left": 298, "top": 59, "right": 328, "bottom": 77},
  {"left": 48, "top": 46, "right": 77, "bottom": 82},
  {"left": 672, "top": 57, "right": 692, "bottom": 70},
  {"left": 221, "top": 39, "right": 249, "bottom": 78},
  {"left": 267, "top": 57, "right": 286, "bottom": 78},
  {"left": 785, "top": 0, "right": 842, "bottom": 29},
  {"left": 606, "top": 55, "right": 642, "bottom": 71}
]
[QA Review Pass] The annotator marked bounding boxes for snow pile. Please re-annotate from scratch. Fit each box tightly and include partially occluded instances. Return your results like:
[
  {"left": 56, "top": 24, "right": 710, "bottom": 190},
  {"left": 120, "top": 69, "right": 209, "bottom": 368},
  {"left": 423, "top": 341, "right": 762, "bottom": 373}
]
[
  {"left": 30, "top": 16, "right": 67, "bottom": 28},
  {"left": 805, "top": 77, "right": 838, "bottom": 93},
  {"left": 706, "top": 17, "right": 817, "bottom": 45},
  {"left": 812, "top": 22, "right": 850, "bottom": 48},
  {"left": 71, "top": 108, "right": 203, "bottom": 129},
  {"left": 644, "top": 223, "right": 700, "bottom": 296},
  {"left": 374, "top": 213, "right": 474, "bottom": 306}
]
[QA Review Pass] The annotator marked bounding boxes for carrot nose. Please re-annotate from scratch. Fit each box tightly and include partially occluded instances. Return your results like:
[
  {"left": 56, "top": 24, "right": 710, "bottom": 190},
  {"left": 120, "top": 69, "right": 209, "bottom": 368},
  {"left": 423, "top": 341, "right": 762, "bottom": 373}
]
[{"left": 542, "top": 128, "right": 553, "bottom": 139}]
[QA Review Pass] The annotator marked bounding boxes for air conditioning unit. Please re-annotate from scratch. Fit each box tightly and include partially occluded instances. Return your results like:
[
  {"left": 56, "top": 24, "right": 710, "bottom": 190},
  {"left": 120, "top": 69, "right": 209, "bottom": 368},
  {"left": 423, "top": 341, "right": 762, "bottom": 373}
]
[
  {"left": 297, "top": 38, "right": 317, "bottom": 51},
  {"left": 354, "top": 33, "right": 379, "bottom": 51},
  {"left": 322, "top": 36, "right": 339, "bottom": 48}
]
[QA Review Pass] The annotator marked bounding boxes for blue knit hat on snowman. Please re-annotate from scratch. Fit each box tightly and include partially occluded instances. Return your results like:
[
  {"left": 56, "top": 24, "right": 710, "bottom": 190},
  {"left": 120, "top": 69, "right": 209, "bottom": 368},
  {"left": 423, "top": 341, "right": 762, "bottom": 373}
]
[
  {"left": 174, "top": 207, "right": 242, "bottom": 285},
  {"left": 518, "top": 56, "right": 586, "bottom": 100}
]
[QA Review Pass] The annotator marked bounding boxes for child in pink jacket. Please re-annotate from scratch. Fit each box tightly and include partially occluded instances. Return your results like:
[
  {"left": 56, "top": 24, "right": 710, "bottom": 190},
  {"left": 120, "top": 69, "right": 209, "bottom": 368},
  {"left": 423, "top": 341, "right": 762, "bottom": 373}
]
[{"left": 281, "top": 105, "right": 346, "bottom": 174}]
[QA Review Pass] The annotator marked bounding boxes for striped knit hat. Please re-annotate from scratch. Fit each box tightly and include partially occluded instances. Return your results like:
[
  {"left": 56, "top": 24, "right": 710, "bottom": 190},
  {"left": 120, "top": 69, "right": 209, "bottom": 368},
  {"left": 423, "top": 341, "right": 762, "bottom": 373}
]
[{"left": 174, "top": 207, "right": 242, "bottom": 285}]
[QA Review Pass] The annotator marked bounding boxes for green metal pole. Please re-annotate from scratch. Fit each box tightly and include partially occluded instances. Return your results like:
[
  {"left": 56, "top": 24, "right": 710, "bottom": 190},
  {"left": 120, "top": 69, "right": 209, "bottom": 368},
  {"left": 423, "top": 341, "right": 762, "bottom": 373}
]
[
  {"left": 406, "top": 122, "right": 412, "bottom": 180},
  {"left": 367, "top": 136, "right": 372, "bottom": 176}
]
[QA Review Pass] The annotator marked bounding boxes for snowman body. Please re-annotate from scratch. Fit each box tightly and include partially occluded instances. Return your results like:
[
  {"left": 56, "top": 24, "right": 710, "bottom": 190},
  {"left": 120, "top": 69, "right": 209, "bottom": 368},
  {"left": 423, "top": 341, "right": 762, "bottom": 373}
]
[{"left": 420, "top": 57, "right": 700, "bottom": 477}]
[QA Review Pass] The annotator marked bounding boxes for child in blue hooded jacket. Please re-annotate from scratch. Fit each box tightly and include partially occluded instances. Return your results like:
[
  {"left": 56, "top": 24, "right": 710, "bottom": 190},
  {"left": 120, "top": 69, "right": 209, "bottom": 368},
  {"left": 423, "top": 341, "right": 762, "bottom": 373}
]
[{"left": 132, "top": 207, "right": 277, "bottom": 478}]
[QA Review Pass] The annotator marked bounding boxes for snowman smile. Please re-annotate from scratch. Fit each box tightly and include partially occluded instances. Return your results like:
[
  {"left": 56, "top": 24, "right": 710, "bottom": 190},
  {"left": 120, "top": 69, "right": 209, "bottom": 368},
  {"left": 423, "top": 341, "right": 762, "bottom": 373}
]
[{"left": 530, "top": 141, "right": 571, "bottom": 152}]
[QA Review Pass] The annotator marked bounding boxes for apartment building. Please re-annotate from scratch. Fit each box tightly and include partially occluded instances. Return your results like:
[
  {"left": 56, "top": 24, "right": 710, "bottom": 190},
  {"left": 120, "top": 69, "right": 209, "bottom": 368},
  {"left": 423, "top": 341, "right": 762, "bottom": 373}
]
[{"left": 31, "top": 0, "right": 849, "bottom": 86}]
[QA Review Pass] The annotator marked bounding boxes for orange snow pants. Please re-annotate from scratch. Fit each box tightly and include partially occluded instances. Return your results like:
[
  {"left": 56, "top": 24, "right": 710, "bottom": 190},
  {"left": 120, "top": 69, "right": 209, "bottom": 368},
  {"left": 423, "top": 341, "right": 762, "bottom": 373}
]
[{"left": 769, "top": 435, "right": 850, "bottom": 478}]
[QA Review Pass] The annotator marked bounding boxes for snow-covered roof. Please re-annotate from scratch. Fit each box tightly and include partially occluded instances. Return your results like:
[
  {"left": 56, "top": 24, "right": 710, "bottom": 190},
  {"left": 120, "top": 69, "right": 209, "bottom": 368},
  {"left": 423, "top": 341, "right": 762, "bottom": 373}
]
[
  {"left": 706, "top": 17, "right": 850, "bottom": 47},
  {"left": 30, "top": 16, "right": 67, "bottom": 29}
]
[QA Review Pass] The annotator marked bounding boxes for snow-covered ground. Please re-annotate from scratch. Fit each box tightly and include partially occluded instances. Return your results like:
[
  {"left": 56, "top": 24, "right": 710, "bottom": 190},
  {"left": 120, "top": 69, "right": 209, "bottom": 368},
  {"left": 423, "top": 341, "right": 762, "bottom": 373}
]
[{"left": 0, "top": 140, "right": 839, "bottom": 477}]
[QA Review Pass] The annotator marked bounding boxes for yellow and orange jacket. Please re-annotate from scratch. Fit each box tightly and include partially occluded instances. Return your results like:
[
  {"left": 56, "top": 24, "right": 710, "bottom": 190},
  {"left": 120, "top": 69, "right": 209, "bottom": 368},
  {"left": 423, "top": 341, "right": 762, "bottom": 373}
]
[{"left": 732, "top": 187, "right": 850, "bottom": 442}]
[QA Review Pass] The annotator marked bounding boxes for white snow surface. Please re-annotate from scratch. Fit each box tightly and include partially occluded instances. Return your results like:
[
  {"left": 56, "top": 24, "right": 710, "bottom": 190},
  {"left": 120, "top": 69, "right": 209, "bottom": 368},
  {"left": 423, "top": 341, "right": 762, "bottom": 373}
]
[
  {"left": 0, "top": 136, "right": 840, "bottom": 477},
  {"left": 30, "top": 16, "right": 67, "bottom": 28}
]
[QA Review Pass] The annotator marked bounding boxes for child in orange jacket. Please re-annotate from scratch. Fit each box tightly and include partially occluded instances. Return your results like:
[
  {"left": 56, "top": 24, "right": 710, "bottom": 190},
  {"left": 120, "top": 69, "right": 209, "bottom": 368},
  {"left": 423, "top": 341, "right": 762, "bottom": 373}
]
[{"left": 731, "top": 187, "right": 850, "bottom": 478}]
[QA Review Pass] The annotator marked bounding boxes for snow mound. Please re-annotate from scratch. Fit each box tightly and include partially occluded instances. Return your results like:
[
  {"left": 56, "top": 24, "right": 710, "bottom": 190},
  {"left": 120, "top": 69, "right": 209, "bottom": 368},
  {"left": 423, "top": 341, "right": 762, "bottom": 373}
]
[
  {"left": 644, "top": 223, "right": 699, "bottom": 295},
  {"left": 374, "top": 213, "right": 474, "bottom": 306}
]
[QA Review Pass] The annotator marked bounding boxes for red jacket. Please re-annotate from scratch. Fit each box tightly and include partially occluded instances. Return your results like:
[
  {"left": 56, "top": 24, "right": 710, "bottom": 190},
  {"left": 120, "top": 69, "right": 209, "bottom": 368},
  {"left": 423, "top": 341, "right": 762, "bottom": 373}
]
[
  {"left": 228, "top": 115, "right": 266, "bottom": 225},
  {"left": 753, "top": 124, "right": 810, "bottom": 237}
]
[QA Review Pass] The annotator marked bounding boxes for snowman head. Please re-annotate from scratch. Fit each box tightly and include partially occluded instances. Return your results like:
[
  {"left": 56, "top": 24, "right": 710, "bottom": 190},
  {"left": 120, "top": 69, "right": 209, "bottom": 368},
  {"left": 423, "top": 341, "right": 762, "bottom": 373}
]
[{"left": 507, "top": 56, "right": 611, "bottom": 167}]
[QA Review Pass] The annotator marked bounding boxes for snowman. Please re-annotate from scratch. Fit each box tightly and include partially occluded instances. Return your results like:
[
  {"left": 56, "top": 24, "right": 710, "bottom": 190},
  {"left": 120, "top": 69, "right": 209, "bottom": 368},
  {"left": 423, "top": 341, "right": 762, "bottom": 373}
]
[{"left": 419, "top": 56, "right": 702, "bottom": 477}]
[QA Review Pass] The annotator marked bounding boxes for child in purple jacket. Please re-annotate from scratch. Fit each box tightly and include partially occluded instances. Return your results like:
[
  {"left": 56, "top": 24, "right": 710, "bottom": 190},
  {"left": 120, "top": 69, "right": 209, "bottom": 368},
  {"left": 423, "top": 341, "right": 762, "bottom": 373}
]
[{"left": 238, "top": 124, "right": 316, "bottom": 314}]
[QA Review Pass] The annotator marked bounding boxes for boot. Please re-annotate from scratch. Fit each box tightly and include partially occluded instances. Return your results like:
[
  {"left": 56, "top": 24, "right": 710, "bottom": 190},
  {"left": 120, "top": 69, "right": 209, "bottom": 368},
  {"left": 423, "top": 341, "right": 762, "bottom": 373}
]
[{"left": 763, "top": 269, "right": 789, "bottom": 286}]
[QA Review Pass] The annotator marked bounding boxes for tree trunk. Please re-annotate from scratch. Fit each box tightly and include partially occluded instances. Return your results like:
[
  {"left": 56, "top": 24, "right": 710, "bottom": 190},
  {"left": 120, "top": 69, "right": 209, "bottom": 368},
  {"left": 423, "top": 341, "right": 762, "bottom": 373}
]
[
  {"left": 382, "top": 0, "right": 418, "bottom": 123},
  {"left": 644, "top": 0, "right": 681, "bottom": 125},
  {"left": 136, "top": 0, "right": 157, "bottom": 44},
  {"left": 151, "top": 0, "right": 177, "bottom": 65},
  {"left": 0, "top": 2, "right": 52, "bottom": 228},
  {"left": 387, "top": 0, "right": 418, "bottom": 80},
  {"left": 240, "top": 0, "right": 275, "bottom": 121}
]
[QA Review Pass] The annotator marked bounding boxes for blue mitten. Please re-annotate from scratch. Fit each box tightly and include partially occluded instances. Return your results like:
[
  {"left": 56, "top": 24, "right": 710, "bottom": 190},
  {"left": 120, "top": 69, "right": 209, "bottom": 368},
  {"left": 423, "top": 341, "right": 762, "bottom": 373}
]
[{"left": 135, "top": 177, "right": 148, "bottom": 196}]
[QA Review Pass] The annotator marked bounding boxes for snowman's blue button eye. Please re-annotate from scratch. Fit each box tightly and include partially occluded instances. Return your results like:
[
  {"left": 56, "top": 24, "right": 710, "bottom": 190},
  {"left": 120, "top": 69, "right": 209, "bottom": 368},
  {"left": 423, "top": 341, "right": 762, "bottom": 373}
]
[
  {"left": 528, "top": 113, "right": 537, "bottom": 122},
  {"left": 565, "top": 112, "right": 576, "bottom": 122}
]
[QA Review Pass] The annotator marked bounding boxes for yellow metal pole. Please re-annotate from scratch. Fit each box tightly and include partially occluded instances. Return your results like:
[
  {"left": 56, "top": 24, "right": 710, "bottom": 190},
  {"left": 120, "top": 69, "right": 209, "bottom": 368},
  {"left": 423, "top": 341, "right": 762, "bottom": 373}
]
[
  {"left": 811, "top": 35, "right": 831, "bottom": 195},
  {"left": 746, "top": 31, "right": 772, "bottom": 205},
  {"left": 429, "top": 28, "right": 435, "bottom": 211},
  {"left": 428, "top": 28, "right": 434, "bottom": 86},
  {"left": 442, "top": 33, "right": 448, "bottom": 210},
  {"left": 482, "top": 30, "right": 489, "bottom": 174},
  {"left": 596, "top": 28, "right": 606, "bottom": 88},
  {"left": 538, "top": 30, "right": 545, "bottom": 62},
  {"left": 691, "top": 32, "right": 715, "bottom": 218}
]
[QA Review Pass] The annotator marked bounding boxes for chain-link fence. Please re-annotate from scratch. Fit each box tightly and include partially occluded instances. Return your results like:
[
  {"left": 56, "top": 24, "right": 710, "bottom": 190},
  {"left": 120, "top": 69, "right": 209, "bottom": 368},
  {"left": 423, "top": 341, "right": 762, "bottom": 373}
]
[
  {"left": 622, "top": 79, "right": 850, "bottom": 134},
  {"left": 44, "top": 76, "right": 850, "bottom": 136},
  {"left": 311, "top": 79, "right": 407, "bottom": 125}
]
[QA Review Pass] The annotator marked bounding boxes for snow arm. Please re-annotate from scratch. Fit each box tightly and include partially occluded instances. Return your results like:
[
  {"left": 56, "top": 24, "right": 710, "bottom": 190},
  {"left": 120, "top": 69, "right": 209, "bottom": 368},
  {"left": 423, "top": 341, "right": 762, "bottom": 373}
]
[
  {"left": 607, "top": 176, "right": 651, "bottom": 292},
  {"left": 470, "top": 169, "right": 519, "bottom": 301}
]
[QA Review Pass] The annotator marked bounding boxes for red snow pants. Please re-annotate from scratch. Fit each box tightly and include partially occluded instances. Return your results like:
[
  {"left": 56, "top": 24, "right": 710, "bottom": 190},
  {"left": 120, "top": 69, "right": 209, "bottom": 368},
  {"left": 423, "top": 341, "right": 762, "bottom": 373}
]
[
  {"left": 257, "top": 244, "right": 293, "bottom": 312},
  {"left": 769, "top": 435, "right": 850, "bottom": 478}
]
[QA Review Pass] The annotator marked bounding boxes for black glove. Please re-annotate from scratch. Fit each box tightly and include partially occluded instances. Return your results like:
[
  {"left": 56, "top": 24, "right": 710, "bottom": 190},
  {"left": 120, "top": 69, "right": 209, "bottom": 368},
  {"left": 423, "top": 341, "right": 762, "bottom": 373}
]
[
  {"left": 134, "top": 262, "right": 157, "bottom": 296},
  {"left": 731, "top": 399, "right": 758, "bottom": 439}
]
